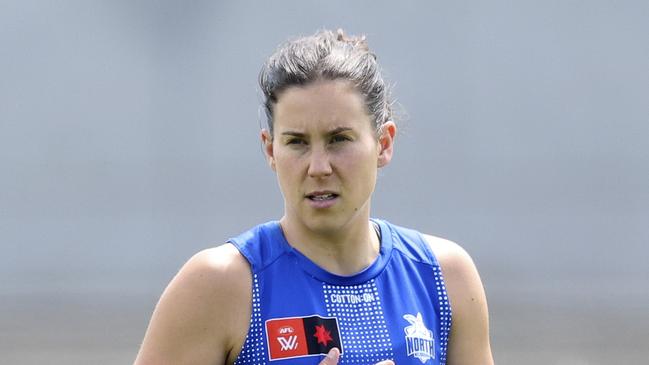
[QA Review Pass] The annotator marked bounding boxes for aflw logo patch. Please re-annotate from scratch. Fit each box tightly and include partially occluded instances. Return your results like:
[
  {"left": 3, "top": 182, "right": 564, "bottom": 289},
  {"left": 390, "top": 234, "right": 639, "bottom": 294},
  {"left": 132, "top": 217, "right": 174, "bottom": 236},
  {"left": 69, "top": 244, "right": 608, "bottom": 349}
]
[
  {"left": 277, "top": 335, "right": 298, "bottom": 351},
  {"left": 403, "top": 312, "right": 435, "bottom": 363},
  {"left": 265, "top": 315, "right": 342, "bottom": 361}
]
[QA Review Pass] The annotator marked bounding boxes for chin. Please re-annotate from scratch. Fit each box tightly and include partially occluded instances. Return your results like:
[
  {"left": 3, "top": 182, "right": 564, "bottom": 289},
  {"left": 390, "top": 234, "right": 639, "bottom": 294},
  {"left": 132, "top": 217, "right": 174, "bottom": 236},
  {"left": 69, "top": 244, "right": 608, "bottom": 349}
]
[
  {"left": 302, "top": 214, "right": 349, "bottom": 234},
  {"left": 305, "top": 208, "right": 369, "bottom": 234}
]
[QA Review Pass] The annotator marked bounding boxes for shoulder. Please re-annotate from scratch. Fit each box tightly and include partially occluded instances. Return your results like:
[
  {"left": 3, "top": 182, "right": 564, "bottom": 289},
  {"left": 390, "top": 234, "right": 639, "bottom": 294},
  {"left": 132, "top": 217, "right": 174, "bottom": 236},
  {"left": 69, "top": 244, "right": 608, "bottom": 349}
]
[
  {"left": 161, "top": 244, "right": 251, "bottom": 315},
  {"left": 181, "top": 243, "right": 251, "bottom": 286},
  {"left": 170, "top": 245, "right": 252, "bottom": 314},
  {"left": 421, "top": 234, "right": 478, "bottom": 284},
  {"left": 421, "top": 233, "right": 485, "bottom": 315},
  {"left": 421, "top": 234, "right": 494, "bottom": 364},
  {"left": 134, "top": 244, "right": 252, "bottom": 365}
]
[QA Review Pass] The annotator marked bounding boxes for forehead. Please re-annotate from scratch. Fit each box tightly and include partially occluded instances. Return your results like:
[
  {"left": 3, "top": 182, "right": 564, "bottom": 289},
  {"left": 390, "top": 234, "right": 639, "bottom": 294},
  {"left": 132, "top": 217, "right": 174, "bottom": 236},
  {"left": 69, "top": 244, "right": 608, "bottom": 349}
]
[{"left": 273, "top": 79, "right": 372, "bottom": 131}]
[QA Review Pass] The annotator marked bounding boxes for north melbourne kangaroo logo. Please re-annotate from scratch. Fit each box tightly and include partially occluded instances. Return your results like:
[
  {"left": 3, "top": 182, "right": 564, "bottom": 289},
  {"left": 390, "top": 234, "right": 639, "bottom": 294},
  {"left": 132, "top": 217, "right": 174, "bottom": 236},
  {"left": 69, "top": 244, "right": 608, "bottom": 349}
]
[{"left": 403, "top": 312, "right": 435, "bottom": 363}]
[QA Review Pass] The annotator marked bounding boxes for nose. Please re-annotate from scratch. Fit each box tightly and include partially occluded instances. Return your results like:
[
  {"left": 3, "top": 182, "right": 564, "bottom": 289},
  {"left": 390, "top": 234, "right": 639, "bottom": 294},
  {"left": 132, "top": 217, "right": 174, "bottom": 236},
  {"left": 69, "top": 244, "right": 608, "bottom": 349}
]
[{"left": 307, "top": 147, "right": 333, "bottom": 178}]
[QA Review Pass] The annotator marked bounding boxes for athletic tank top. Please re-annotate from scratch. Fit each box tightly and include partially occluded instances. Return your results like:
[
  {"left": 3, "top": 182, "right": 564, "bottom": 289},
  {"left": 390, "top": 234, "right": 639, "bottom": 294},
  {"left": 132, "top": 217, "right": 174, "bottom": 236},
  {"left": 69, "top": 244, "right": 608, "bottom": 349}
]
[{"left": 228, "top": 219, "right": 452, "bottom": 365}]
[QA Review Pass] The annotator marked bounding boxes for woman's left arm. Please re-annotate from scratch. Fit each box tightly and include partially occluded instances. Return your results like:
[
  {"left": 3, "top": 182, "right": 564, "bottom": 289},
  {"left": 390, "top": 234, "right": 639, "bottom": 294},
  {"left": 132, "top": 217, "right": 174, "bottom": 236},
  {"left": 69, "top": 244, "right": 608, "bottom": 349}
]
[{"left": 424, "top": 235, "right": 494, "bottom": 365}]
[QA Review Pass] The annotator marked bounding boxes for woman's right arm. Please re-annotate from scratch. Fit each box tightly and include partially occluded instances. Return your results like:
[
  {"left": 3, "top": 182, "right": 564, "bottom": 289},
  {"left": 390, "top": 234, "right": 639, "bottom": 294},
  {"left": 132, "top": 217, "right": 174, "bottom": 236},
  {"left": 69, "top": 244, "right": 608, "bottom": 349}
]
[{"left": 134, "top": 244, "right": 252, "bottom": 365}]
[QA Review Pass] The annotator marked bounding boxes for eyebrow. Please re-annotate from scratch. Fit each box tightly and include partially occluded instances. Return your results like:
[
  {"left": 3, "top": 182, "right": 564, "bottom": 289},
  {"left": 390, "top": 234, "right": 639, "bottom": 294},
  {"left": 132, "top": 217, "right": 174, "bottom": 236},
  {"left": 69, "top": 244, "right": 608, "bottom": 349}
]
[
  {"left": 329, "top": 127, "right": 353, "bottom": 135},
  {"left": 280, "top": 127, "right": 353, "bottom": 137}
]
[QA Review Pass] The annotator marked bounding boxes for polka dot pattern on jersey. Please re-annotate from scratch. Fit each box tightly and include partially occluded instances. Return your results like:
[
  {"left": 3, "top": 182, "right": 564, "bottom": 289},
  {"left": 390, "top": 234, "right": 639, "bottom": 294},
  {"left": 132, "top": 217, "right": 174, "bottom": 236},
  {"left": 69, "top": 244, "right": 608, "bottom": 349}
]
[
  {"left": 433, "top": 265, "right": 451, "bottom": 364},
  {"left": 323, "top": 280, "right": 394, "bottom": 364},
  {"left": 233, "top": 274, "right": 265, "bottom": 364}
]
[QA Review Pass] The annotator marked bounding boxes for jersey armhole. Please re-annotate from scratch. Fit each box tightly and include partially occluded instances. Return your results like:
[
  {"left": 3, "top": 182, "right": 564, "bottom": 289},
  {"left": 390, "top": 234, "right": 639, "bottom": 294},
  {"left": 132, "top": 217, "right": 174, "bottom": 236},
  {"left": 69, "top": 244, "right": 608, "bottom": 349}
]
[{"left": 419, "top": 233, "right": 442, "bottom": 268}]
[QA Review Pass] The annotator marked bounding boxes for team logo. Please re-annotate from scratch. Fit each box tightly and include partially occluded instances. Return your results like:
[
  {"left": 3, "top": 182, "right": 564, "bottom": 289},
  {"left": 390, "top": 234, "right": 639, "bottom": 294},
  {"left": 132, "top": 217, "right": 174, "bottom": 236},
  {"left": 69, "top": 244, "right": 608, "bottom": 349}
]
[
  {"left": 266, "top": 315, "right": 342, "bottom": 361},
  {"left": 403, "top": 312, "right": 435, "bottom": 363}
]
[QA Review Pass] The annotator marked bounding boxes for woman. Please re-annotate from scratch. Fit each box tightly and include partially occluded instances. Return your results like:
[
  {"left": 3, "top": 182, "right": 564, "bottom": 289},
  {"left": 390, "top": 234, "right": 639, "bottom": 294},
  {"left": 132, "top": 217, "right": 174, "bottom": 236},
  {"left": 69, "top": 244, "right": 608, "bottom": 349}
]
[{"left": 134, "top": 29, "right": 493, "bottom": 365}]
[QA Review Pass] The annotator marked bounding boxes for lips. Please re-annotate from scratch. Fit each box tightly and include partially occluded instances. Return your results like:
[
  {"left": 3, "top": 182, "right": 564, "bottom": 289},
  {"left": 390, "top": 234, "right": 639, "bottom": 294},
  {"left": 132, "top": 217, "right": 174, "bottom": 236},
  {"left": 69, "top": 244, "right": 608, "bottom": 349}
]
[{"left": 306, "top": 191, "right": 339, "bottom": 201}]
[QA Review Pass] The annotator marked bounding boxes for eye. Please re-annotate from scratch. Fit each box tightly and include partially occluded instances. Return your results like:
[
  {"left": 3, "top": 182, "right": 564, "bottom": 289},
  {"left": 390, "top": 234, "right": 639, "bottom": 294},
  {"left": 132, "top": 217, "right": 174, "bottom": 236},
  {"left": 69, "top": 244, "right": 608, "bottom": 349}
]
[
  {"left": 330, "top": 134, "right": 351, "bottom": 143},
  {"left": 285, "top": 138, "right": 307, "bottom": 146}
]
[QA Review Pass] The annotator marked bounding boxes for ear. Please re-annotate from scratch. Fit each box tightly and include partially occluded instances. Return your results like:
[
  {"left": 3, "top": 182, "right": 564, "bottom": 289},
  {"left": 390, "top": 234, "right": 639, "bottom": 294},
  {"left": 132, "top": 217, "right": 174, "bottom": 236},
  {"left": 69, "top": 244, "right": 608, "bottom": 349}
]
[
  {"left": 261, "top": 129, "right": 276, "bottom": 171},
  {"left": 377, "top": 121, "right": 396, "bottom": 168}
]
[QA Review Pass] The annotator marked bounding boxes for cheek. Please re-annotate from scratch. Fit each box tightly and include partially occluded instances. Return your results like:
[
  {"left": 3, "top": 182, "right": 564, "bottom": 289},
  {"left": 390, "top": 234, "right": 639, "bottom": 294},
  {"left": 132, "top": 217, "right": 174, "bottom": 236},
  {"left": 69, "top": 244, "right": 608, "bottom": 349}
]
[
  {"left": 273, "top": 148, "right": 295, "bottom": 169},
  {"left": 336, "top": 148, "right": 378, "bottom": 185},
  {"left": 273, "top": 151, "right": 301, "bottom": 193}
]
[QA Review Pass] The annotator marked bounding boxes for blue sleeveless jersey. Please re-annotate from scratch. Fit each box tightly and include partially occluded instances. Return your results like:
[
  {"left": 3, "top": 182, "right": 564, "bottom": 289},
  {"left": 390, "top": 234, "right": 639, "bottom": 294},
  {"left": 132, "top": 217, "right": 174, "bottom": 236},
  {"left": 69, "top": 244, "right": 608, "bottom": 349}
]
[{"left": 228, "top": 219, "right": 452, "bottom": 365}]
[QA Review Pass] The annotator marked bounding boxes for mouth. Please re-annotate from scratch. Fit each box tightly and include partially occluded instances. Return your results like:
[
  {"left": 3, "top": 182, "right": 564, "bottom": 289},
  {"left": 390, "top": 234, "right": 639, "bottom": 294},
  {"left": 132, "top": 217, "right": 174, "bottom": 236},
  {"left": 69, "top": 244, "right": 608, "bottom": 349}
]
[{"left": 305, "top": 192, "right": 339, "bottom": 201}]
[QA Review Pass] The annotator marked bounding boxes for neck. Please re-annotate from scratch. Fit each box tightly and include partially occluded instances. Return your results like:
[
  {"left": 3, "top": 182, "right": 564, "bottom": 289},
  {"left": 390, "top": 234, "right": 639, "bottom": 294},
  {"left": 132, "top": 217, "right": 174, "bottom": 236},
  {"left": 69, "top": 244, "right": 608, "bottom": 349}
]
[{"left": 279, "top": 216, "right": 380, "bottom": 276}]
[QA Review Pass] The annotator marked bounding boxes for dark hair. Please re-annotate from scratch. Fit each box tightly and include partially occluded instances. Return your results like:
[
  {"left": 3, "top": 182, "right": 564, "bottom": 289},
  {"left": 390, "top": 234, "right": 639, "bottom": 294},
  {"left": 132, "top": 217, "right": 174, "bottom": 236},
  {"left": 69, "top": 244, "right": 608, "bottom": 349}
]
[{"left": 259, "top": 29, "right": 394, "bottom": 136}]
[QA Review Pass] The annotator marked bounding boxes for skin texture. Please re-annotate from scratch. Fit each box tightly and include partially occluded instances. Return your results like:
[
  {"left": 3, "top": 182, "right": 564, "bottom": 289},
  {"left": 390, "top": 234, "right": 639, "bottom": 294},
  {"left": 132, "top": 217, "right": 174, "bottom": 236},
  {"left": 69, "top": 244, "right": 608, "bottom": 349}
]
[
  {"left": 133, "top": 79, "right": 493, "bottom": 365},
  {"left": 134, "top": 244, "right": 251, "bottom": 365}
]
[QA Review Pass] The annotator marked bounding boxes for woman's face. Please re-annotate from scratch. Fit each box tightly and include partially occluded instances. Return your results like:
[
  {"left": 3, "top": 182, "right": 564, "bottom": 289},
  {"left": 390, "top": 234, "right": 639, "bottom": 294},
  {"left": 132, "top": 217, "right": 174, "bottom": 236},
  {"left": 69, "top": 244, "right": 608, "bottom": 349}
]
[{"left": 262, "top": 79, "right": 396, "bottom": 234}]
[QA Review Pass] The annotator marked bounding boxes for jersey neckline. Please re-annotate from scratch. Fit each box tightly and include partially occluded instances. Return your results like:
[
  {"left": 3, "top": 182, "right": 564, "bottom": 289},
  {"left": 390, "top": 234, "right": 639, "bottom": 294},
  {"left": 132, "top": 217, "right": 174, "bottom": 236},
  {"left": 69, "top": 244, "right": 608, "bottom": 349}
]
[{"left": 269, "top": 219, "right": 394, "bottom": 286}]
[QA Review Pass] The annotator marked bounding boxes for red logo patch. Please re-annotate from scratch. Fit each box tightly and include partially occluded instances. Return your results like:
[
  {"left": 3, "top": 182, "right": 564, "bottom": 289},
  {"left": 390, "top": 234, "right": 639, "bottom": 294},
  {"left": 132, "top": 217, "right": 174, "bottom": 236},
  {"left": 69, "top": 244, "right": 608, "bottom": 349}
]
[
  {"left": 267, "top": 318, "right": 308, "bottom": 359},
  {"left": 265, "top": 315, "right": 343, "bottom": 361}
]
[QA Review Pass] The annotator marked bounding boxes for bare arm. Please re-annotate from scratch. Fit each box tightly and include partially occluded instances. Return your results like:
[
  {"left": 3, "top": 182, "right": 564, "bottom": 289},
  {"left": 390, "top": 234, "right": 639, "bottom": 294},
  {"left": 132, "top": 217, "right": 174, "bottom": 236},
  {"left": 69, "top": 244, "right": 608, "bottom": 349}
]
[
  {"left": 424, "top": 235, "right": 494, "bottom": 365},
  {"left": 134, "top": 244, "right": 252, "bottom": 365}
]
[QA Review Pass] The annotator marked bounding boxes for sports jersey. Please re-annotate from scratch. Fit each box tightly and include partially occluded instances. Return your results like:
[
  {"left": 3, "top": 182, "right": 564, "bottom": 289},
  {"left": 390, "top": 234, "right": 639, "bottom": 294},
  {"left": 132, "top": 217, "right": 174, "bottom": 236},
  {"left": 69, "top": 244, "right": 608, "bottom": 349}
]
[{"left": 228, "top": 219, "right": 452, "bottom": 365}]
